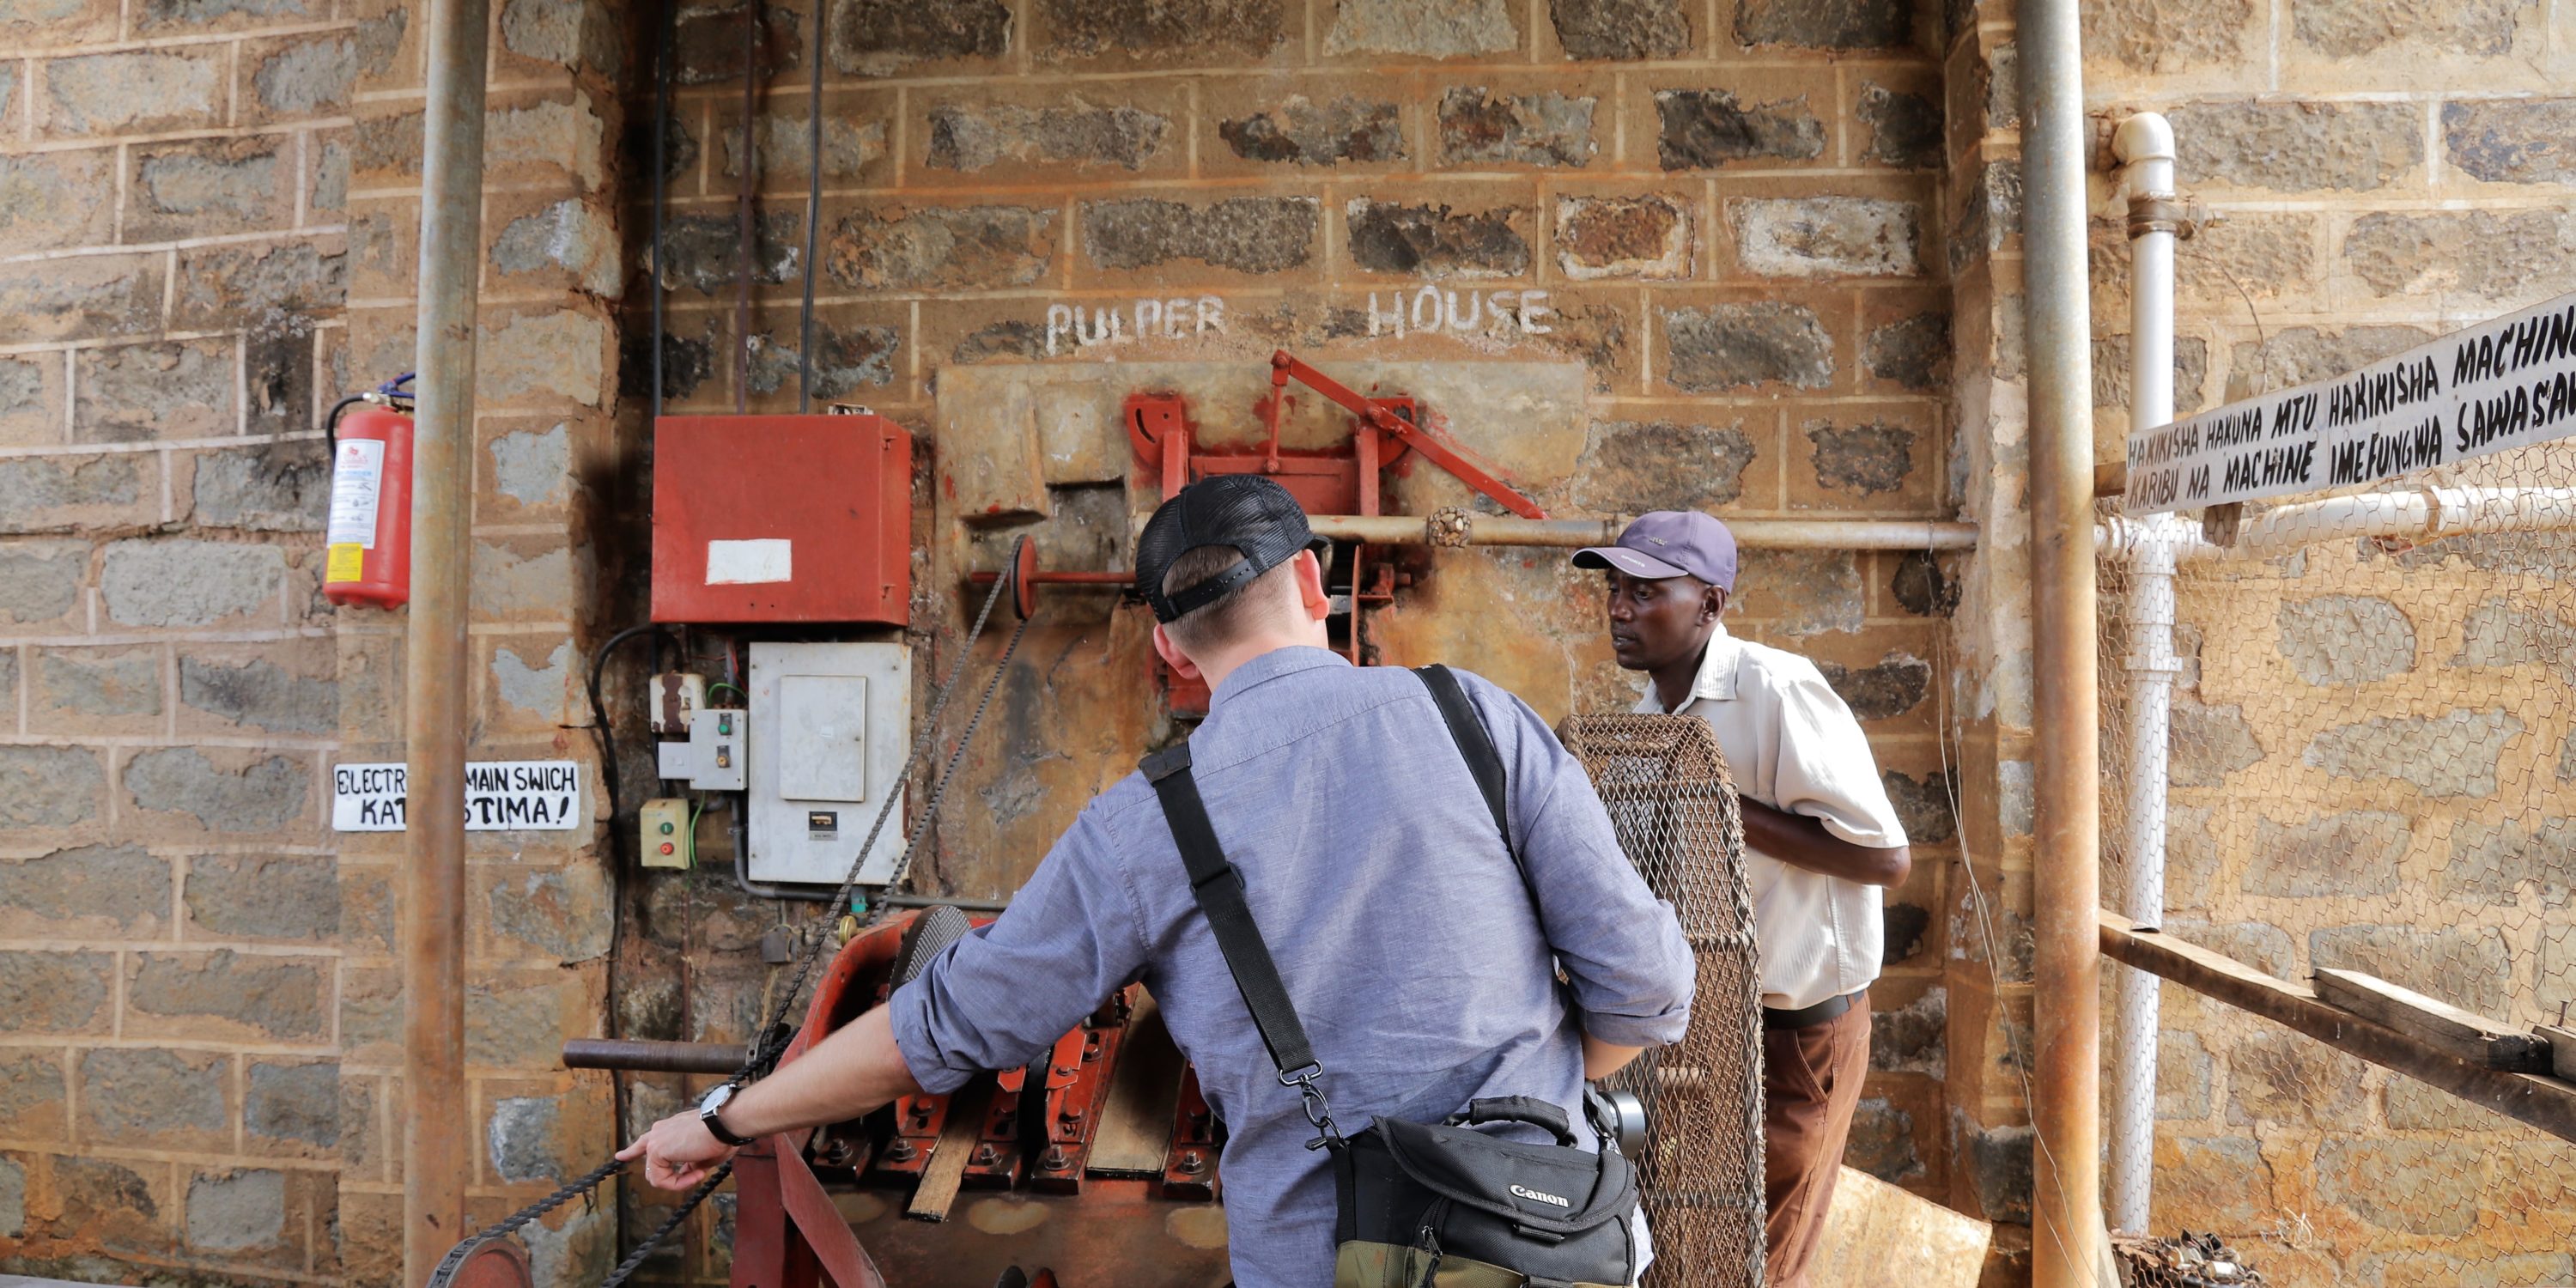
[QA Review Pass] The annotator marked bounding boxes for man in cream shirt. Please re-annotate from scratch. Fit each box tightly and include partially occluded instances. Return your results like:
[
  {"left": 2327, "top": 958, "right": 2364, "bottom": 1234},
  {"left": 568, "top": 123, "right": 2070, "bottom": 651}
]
[{"left": 1573, "top": 510, "right": 1912, "bottom": 1288}]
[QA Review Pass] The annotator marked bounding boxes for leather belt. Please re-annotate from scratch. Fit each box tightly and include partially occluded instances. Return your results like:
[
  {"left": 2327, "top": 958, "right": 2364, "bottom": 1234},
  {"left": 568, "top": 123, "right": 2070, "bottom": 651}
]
[{"left": 1763, "top": 988, "right": 1866, "bottom": 1031}]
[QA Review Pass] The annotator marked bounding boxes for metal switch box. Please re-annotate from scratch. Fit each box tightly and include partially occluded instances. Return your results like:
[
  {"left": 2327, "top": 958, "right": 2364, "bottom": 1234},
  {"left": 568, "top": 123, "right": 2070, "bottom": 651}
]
[
  {"left": 655, "top": 708, "right": 747, "bottom": 792},
  {"left": 640, "top": 798, "right": 694, "bottom": 869},
  {"left": 649, "top": 414, "right": 913, "bottom": 625},
  {"left": 747, "top": 641, "right": 910, "bottom": 885}
]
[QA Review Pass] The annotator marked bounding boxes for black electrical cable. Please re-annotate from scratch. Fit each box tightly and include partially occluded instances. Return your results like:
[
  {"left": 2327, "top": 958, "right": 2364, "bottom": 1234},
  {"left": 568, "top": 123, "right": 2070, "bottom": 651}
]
[
  {"left": 796, "top": 0, "right": 822, "bottom": 413},
  {"left": 650, "top": 0, "right": 675, "bottom": 420},
  {"left": 586, "top": 623, "right": 683, "bottom": 868}
]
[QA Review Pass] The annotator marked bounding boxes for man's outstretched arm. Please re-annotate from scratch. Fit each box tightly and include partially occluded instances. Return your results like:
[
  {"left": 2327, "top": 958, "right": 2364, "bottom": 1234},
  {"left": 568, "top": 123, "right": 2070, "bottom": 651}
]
[{"left": 619, "top": 1005, "right": 920, "bottom": 1191}]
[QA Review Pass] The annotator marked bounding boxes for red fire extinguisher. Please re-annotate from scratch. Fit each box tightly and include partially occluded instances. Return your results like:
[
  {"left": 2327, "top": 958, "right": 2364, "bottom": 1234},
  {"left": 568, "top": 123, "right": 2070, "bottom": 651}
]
[{"left": 324, "top": 374, "right": 416, "bottom": 610}]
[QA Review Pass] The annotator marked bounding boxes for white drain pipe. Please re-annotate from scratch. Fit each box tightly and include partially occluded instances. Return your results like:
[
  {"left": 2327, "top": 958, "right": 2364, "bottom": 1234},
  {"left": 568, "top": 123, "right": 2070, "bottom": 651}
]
[{"left": 2107, "top": 111, "right": 2182, "bottom": 1238}]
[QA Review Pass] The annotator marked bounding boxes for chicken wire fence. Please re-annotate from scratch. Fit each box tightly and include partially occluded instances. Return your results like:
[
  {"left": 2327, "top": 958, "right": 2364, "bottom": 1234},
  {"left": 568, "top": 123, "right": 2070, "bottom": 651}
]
[
  {"left": 1558, "top": 714, "right": 1765, "bottom": 1288},
  {"left": 2095, "top": 437, "right": 2576, "bottom": 1283}
]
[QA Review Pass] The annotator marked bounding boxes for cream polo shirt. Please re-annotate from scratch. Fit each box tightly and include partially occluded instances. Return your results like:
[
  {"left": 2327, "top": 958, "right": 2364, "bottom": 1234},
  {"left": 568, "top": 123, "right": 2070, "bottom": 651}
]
[{"left": 1634, "top": 625, "right": 1909, "bottom": 1011}]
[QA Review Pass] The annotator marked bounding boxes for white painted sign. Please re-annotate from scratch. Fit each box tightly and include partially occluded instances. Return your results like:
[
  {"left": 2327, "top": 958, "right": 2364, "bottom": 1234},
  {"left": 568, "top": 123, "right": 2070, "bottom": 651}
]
[
  {"left": 706, "top": 538, "right": 793, "bottom": 585},
  {"left": 331, "top": 761, "right": 585, "bottom": 832},
  {"left": 2124, "top": 290, "right": 2576, "bottom": 514},
  {"left": 1360, "top": 287, "right": 1553, "bottom": 339},
  {"left": 1044, "top": 297, "right": 1227, "bottom": 355}
]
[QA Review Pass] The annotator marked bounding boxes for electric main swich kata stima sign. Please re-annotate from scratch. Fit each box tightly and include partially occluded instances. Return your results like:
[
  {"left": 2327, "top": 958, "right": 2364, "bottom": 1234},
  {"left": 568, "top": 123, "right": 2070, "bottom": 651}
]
[
  {"left": 331, "top": 761, "right": 584, "bottom": 832},
  {"left": 2124, "top": 289, "right": 2576, "bottom": 514}
]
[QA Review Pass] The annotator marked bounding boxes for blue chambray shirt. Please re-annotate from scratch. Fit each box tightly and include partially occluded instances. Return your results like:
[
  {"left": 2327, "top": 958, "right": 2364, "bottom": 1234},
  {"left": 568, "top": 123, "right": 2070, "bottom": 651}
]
[{"left": 888, "top": 647, "right": 1696, "bottom": 1288}]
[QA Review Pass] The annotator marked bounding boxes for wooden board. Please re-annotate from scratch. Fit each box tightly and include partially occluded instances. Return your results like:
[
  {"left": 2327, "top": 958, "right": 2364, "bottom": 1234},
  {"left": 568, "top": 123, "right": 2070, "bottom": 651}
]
[
  {"left": 1808, "top": 1167, "right": 1991, "bottom": 1288},
  {"left": 904, "top": 1080, "right": 991, "bottom": 1223},
  {"left": 2311, "top": 968, "right": 2549, "bottom": 1072},
  {"left": 2100, "top": 911, "right": 2576, "bottom": 1145},
  {"left": 2537, "top": 1025, "right": 2576, "bottom": 1083},
  {"left": 1089, "top": 995, "right": 1185, "bottom": 1178}
]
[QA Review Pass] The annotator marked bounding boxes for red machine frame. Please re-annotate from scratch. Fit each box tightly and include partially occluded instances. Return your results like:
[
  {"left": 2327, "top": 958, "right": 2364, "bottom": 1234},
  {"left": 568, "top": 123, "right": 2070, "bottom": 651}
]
[
  {"left": 722, "top": 914, "right": 1229, "bottom": 1288},
  {"left": 1126, "top": 350, "right": 1547, "bottom": 712}
]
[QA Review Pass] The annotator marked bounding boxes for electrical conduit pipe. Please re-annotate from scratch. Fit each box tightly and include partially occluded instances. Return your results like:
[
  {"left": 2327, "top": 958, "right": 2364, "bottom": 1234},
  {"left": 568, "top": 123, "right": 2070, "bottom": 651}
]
[
  {"left": 2021, "top": 0, "right": 2110, "bottom": 1278},
  {"left": 2107, "top": 111, "right": 2184, "bottom": 1238},
  {"left": 401, "top": 0, "right": 489, "bottom": 1275}
]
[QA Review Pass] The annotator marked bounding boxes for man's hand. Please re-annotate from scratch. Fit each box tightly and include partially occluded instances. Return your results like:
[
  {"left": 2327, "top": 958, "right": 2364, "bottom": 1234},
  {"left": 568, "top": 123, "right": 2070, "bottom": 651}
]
[
  {"left": 617, "top": 1004, "right": 925, "bottom": 1193},
  {"left": 617, "top": 1110, "right": 735, "bottom": 1192}
]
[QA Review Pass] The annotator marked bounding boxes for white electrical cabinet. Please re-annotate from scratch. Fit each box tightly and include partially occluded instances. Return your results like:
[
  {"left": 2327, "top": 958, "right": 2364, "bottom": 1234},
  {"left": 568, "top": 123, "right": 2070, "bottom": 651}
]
[{"left": 746, "top": 641, "right": 910, "bottom": 885}]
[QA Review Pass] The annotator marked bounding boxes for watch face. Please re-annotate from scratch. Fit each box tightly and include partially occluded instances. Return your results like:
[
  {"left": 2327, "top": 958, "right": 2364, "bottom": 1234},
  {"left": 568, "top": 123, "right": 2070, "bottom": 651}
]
[{"left": 700, "top": 1083, "right": 732, "bottom": 1113}]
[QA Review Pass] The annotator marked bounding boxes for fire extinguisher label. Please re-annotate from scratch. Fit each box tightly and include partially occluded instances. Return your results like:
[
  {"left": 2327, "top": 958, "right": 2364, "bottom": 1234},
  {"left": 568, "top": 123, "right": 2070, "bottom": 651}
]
[
  {"left": 326, "top": 438, "right": 386, "bottom": 548},
  {"left": 326, "top": 543, "right": 365, "bottom": 582}
]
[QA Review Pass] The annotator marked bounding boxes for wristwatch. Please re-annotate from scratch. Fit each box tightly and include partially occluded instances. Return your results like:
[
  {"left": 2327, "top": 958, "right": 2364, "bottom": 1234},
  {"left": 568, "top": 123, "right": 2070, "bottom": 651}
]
[{"left": 697, "top": 1082, "right": 755, "bottom": 1147}]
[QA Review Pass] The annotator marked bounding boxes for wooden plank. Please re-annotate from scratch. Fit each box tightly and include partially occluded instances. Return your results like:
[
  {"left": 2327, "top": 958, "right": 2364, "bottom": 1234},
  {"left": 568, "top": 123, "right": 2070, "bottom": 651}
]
[
  {"left": 903, "top": 1080, "right": 991, "bottom": 1223},
  {"left": 1809, "top": 1167, "right": 1991, "bottom": 1288},
  {"left": 2099, "top": 910, "right": 2576, "bottom": 1145},
  {"left": 2538, "top": 1026, "right": 2576, "bottom": 1083},
  {"left": 2311, "top": 968, "right": 2549, "bottom": 1072},
  {"left": 1088, "top": 994, "right": 1184, "bottom": 1179}
]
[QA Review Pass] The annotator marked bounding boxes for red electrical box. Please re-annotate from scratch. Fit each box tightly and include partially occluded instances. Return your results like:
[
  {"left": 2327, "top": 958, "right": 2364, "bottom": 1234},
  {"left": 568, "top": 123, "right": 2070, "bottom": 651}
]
[{"left": 650, "top": 414, "right": 912, "bottom": 624}]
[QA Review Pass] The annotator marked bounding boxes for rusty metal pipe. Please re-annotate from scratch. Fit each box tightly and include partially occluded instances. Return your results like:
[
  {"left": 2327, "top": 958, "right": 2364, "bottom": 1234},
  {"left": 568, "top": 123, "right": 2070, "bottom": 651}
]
[
  {"left": 401, "top": 0, "right": 489, "bottom": 1276},
  {"left": 1304, "top": 514, "right": 1980, "bottom": 550},
  {"left": 563, "top": 1038, "right": 750, "bottom": 1074},
  {"left": 2024, "top": 0, "right": 2108, "bottom": 1277}
]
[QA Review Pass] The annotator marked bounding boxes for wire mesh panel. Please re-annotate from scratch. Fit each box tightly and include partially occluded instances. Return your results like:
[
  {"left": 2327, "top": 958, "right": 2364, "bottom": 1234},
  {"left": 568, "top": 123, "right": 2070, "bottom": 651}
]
[
  {"left": 2097, "top": 437, "right": 2576, "bottom": 1280},
  {"left": 1558, "top": 714, "right": 1765, "bottom": 1288}
]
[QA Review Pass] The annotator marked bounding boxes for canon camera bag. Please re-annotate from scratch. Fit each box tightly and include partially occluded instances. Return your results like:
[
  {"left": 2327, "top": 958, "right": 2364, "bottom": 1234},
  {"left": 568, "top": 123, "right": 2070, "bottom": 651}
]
[{"left": 1139, "top": 665, "right": 1641, "bottom": 1288}]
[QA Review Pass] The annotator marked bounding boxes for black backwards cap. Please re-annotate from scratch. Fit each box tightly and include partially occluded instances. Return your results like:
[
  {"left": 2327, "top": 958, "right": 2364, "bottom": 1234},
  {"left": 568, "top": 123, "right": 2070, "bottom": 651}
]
[{"left": 1133, "top": 474, "right": 1329, "bottom": 623}]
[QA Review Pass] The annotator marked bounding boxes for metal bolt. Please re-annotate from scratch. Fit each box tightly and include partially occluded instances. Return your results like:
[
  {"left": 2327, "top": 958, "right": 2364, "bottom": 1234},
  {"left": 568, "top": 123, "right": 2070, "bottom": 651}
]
[
  {"left": 885, "top": 1139, "right": 915, "bottom": 1162},
  {"left": 1176, "top": 1151, "right": 1204, "bottom": 1174},
  {"left": 972, "top": 1145, "right": 996, "bottom": 1166},
  {"left": 1040, "top": 1146, "right": 1069, "bottom": 1170},
  {"left": 1060, "top": 1106, "right": 1084, "bottom": 1122}
]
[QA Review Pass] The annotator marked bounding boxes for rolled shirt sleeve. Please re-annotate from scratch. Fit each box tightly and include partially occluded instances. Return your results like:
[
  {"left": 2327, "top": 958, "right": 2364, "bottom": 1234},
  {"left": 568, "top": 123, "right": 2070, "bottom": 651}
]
[
  {"left": 1469, "top": 677, "right": 1697, "bottom": 1050},
  {"left": 887, "top": 804, "right": 1149, "bottom": 1094},
  {"left": 1767, "top": 670, "right": 1909, "bottom": 850}
]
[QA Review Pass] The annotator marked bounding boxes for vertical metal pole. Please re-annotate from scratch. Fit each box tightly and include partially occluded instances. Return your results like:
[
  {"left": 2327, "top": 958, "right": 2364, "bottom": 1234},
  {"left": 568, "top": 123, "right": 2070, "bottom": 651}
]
[
  {"left": 403, "top": 0, "right": 489, "bottom": 1275},
  {"left": 2021, "top": 0, "right": 2106, "bottom": 1279},
  {"left": 2108, "top": 112, "right": 2180, "bottom": 1236}
]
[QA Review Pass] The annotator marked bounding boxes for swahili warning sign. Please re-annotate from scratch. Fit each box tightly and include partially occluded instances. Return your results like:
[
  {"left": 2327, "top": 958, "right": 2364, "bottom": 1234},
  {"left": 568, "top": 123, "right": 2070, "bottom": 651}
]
[
  {"left": 2124, "top": 289, "right": 2576, "bottom": 514},
  {"left": 331, "top": 761, "right": 585, "bottom": 832}
]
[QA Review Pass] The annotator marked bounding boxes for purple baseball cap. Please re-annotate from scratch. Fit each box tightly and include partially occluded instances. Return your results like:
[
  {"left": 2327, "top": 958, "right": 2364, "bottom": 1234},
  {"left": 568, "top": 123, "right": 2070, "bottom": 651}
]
[{"left": 1571, "top": 511, "right": 1739, "bottom": 591}]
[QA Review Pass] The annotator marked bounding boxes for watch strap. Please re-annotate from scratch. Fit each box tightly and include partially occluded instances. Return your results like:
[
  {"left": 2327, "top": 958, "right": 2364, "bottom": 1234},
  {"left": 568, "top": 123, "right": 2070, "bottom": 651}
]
[{"left": 700, "top": 1084, "right": 755, "bottom": 1147}]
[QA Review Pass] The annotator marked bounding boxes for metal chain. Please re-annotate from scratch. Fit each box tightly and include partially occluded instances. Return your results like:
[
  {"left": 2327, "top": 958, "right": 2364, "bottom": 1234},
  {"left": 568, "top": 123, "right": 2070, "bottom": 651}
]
[
  {"left": 424, "top": 543, "right": 1036, "bottom": 1288},
  {"left": 867, "top": 606, "right": 1034, "bottom": 901},
  {"left": 599, "top": 1162, "right": 732, "bottom": 1288},
  {"left": 422, "top": 1157, "right": 622, "bottom": 1288},
  {"left": 746, "top": 538, "right": 1026, "bottom": 1073}
]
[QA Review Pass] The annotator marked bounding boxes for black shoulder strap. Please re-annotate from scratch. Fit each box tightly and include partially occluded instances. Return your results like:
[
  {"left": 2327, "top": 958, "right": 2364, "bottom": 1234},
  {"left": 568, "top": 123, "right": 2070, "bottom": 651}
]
[
  {"left": 1140, "top": 744, "right": 1319, "bottom": 1083},
  {"left": 1414, "top": 665, "right": 1508, "bottom": 843}
]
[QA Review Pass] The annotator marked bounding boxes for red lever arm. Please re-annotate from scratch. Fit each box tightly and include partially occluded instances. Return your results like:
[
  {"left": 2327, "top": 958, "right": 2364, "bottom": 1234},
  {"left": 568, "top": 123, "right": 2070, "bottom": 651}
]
[{"left": 1267, "top": 349, "right": 1549, "bottom": 519}]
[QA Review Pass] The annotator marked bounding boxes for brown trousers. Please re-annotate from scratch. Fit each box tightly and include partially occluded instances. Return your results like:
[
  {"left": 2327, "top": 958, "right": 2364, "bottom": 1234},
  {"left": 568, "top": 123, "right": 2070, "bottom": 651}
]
[{"left": 1760, "top": 993, "right": 1872, "bottom": 1288}]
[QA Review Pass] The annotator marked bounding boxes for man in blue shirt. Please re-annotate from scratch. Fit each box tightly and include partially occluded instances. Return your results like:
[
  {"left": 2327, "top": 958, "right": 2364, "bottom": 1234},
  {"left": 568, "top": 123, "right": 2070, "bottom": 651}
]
[{"left": 624, "top": 475, "right": 1697, "bottom": 1287}]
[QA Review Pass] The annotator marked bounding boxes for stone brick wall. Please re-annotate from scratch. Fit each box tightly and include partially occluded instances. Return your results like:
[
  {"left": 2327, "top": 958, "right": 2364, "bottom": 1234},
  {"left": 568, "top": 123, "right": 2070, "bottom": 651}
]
[
  {"left": 335, "top": 0, "right": 630, "bottom": 1280},
  {"left": 1, "top": 0, "right": 629, "bottom": 1279},
  {"left": 2082, "top": 0, "right": 2576, "bottom": 1281},
  {"left": 0, "top": 0, "right": 360, "bottom": 1275},
  {"left": 1931, "top": 0, "right": 2041, "bottom": 1276},
  {"left": 626, "top": 0, "right": 1975, "bottom": 1279}
]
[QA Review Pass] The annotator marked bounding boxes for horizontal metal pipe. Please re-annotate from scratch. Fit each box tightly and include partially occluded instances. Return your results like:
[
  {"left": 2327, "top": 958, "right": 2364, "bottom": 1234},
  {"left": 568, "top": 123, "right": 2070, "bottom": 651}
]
[
  {"left": 562, "top": 1038, "right": 748, "bottom": 1074},
  {"left": 966, "top": 570, "right": 1132, "bottom": 586},
  {"left": 2104, "top": 486, "right": 2576, "bottom": 560},
  {"left": 879, "top": 892, "right": 1010, "bottom": 912},
  {"left": 1305, "top": 513, "right": 1979, "bottom": 550}
]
